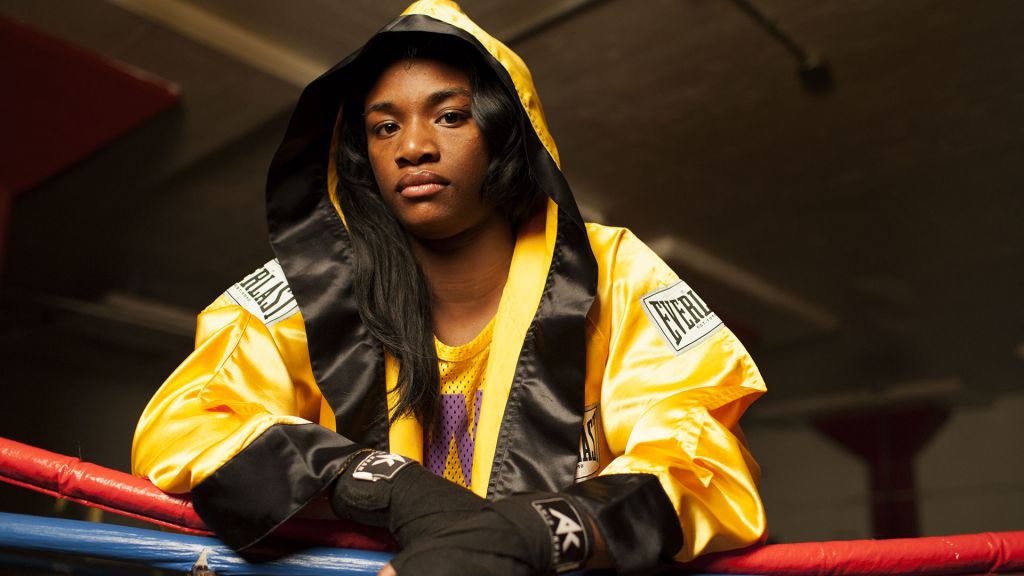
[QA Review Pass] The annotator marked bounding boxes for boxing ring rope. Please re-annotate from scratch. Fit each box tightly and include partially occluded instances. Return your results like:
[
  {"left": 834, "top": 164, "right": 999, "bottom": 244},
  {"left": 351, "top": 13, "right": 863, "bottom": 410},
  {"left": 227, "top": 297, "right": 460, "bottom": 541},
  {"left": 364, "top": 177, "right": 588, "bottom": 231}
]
[
  {"left": 0, "top": 436, "right": 394, "bottom": 551},
  {"left": 2, "top": 437, "right": 1022, "bottom": 575},
  {"left": 0, "top": 511, "right": 391, "bottom": 575}
]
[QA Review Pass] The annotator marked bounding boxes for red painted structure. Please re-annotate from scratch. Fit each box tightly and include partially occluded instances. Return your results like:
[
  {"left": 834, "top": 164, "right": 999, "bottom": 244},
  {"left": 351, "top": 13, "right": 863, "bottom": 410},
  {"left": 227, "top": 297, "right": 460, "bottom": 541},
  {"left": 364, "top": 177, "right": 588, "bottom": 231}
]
[
  {"left": 0, "top": 16, "right": 179, "bottom": 269},
  {"left": 816, "top": 405, "right": 950, "bottom": 539}
]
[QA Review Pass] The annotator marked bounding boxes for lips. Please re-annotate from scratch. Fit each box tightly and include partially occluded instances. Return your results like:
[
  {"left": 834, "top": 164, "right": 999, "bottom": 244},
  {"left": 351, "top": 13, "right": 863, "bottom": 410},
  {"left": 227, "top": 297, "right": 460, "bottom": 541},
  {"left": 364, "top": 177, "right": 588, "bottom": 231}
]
[{"left": 396, "top": 170, "right": 450, "bottom": 198}]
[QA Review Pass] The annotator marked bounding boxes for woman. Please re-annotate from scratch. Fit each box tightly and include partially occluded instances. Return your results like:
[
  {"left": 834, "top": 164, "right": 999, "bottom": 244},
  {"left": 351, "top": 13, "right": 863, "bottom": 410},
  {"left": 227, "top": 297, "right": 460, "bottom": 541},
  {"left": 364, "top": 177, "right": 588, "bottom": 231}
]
[{"left": 132, "top": 1, "right": 767, "bottom": 574}]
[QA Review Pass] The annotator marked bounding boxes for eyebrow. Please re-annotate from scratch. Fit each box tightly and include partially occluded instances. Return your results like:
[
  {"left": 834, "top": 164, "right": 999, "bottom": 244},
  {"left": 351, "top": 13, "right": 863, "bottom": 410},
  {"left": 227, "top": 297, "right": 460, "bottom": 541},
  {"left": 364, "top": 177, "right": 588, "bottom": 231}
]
[{"left": 364, "top": 87, "right": 472, "bottom": 116}]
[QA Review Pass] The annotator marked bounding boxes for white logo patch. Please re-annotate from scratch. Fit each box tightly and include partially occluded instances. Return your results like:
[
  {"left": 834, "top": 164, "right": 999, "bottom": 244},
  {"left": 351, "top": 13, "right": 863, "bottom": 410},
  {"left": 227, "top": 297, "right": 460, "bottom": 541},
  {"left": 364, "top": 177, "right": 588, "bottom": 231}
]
[
  {"left": 575, "top": 403, "right": 600, "bottom": 481},
  {"left": 641, "top": 280, "right": 723, "bottom": 355},
  {"left": 530, "top": 497, "right": 589, "bottom": 571},
  {"left": 350, "top": 451, "right": 411, "bottom": 482},
  {"left": 549, "top": 508, "right": 584, "bottom": 553},
  {"left": 225, "top": 259, "right": 299, "bottom": 327}
]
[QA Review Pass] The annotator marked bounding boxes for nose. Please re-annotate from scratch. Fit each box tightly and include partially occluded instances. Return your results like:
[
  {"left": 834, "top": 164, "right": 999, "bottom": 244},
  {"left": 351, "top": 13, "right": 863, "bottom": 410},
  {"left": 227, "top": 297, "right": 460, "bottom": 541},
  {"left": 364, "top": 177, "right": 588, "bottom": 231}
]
[{"left": 395, "top": 120, "right": 439, "bottom": 167}]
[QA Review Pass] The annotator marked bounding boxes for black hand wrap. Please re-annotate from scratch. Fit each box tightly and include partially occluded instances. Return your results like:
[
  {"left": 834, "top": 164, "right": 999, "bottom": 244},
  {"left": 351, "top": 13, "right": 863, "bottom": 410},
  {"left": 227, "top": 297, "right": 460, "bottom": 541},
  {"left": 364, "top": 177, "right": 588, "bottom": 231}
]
[
  {"left": 329, "top": 450, "right": 487, "bottom": 547},
  {"left": 388, "top": 495, "right": 566, "bottom": 576},
  {"left": 389, "top": 474, "right": 683, "bottom": 575},
  {"left": 563, "top": 473, "right": 684, "bottom": 574}
]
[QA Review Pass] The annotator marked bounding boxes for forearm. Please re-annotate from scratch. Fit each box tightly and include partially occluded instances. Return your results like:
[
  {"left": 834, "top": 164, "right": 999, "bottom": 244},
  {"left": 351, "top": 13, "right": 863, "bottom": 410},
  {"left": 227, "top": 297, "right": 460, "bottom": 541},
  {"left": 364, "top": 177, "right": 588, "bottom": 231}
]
[
  {"left": 601, "top": 433, "right": 765, "bottom": 560},
  {"left": 192, "top": 423, "right": 365, "bottom": 549}
]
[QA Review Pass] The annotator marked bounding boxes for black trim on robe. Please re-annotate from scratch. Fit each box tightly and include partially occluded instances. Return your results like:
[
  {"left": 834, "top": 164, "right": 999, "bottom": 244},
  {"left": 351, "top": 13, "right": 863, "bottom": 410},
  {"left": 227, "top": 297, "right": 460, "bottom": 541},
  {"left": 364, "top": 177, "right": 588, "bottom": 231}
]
[
  {"left": 486, "top": 206, "right": 594, "bottom": 497},
  {"left": 192, "top": 424, "right": 363, "bottom": 550},
  {"left": 266, "top": 44, "right": 389, "bottom": 450},
  {"left": 566, "top": 474, "right": 685, "bottom": 572}
]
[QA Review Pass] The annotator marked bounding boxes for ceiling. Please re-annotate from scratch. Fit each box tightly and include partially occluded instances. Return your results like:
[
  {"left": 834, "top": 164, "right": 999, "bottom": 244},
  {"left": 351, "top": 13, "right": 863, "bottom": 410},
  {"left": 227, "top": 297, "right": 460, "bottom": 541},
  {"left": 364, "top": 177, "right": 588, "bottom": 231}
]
[{"left": 1, "top": 0, "right": 1022, "bottom": 465}]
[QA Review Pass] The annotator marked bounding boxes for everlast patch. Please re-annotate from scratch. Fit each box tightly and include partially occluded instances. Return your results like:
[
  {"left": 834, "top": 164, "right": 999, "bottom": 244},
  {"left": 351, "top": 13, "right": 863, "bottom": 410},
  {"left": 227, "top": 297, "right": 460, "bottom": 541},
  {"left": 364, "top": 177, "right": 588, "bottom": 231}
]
[
  {"left": 350, "top": 451, "right": 413, "bottom": 482},
  {"left": 226, "top": 259, "right": 299, "bottom": 326},
  {"left": 641, "top": 280, "right": 723, "bottom": 355},
  {"left": 531, "top": 497, "right": 589, "bottom": 572},
  {"left": 575, "top": 403, "right": 600, "bottom": 482}
]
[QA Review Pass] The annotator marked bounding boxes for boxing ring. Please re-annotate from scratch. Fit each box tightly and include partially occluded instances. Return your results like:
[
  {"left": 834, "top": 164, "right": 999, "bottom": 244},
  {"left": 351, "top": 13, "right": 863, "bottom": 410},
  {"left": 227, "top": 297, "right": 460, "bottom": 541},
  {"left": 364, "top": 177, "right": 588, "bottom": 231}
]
[{"left": 1, "top": 437, "right": 1021, "bottom": 575}]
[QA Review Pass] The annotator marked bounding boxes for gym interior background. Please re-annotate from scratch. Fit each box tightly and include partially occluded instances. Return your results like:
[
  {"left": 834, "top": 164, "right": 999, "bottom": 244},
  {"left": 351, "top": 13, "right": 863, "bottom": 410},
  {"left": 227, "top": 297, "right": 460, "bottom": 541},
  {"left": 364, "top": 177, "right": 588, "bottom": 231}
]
[{"left": 1, "top": 0, "right": 1021, "bottom": 544}]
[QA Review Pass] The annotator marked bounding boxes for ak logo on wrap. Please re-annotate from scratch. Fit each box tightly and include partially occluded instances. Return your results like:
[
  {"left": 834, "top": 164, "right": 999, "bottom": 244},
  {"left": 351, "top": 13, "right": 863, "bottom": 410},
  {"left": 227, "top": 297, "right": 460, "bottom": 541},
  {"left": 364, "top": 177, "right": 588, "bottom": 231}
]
[
  {"left": 641, "top": 279, "right": 723, "bottom": 354},
  {"left": 226, "top": 259, "right": 300, "bottom": 326},
  {"left": 531, "top": 497, "right": 589, "bottom": 572},
  {"left": 351, "top": 451, "right": 413, "bottom": 482}
]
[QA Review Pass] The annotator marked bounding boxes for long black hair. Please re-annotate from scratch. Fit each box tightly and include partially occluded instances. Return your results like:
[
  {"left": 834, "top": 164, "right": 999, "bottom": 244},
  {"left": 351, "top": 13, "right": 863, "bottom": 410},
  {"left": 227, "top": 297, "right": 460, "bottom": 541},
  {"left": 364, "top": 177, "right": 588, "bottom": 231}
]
[{"left": 335, "top": 33, "right": 543, "bottom": 428}]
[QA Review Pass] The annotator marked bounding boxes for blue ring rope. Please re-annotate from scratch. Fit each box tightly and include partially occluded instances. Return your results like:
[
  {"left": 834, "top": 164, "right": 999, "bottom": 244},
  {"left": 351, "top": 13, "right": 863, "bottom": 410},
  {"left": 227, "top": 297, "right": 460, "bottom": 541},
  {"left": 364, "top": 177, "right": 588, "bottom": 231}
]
[
  {"left": 0, "top": 511, "right": 751, "bottom": 575},
  {"left": 0, "top": 511, "right": 392, "bottom": 575}
]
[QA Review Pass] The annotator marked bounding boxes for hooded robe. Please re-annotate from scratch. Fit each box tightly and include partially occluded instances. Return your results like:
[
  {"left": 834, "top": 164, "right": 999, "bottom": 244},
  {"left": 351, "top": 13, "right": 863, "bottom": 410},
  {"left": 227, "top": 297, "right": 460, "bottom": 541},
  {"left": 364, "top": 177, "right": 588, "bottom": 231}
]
[{"left": 132, "top": 0, "right": 767, "bottom": 562}]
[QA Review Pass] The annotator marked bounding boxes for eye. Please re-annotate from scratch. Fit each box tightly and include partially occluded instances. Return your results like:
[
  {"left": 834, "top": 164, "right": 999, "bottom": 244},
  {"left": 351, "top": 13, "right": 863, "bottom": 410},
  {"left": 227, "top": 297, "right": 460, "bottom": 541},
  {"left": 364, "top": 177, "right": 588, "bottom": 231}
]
[
  {"left": 438, "top": 110, "right": 469, "bottom": 126},
  {"left": 372, "top": 121, "right": 400, "bottom": 136}
]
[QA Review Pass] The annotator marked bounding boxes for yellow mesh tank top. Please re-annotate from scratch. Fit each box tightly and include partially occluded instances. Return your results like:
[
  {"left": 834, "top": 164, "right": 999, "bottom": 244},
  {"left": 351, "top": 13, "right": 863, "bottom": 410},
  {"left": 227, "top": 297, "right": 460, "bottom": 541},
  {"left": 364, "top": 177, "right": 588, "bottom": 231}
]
[{"left": 424, "top": 318, "right": 495, "bottom": 488}]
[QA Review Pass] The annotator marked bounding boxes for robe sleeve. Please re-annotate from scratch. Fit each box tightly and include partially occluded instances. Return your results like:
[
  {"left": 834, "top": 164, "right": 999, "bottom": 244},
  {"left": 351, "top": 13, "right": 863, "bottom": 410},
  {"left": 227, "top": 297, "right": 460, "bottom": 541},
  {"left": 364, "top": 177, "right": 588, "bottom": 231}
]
[
  {"left": 131, "top": 292, "right": 359, "bottom": 549},
  {"left": 592, "top": 228, "right": 767, "bottom": 562}
]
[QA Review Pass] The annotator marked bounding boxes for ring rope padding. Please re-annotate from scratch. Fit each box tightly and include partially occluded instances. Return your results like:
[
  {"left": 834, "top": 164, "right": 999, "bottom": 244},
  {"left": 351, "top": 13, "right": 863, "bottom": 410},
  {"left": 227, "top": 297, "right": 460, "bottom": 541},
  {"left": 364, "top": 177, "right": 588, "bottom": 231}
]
[{"left": 2, "top": 435, "right": 1023, "bottom": 575}]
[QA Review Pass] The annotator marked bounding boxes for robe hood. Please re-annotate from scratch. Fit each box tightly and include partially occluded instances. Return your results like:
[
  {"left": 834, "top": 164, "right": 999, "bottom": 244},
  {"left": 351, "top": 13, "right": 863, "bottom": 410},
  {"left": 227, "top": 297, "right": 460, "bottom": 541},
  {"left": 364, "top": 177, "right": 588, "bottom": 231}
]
[{"left": 265, "top": 0, "right": 599, "bottom": 498}]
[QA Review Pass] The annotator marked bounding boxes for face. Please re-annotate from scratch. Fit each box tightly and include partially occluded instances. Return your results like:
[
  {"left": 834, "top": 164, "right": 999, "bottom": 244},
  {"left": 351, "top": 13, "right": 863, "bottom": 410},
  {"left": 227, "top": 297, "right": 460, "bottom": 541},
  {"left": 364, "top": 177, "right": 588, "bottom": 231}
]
[{"left": 363, "top": 57, "right": 494, "bottom": 241}]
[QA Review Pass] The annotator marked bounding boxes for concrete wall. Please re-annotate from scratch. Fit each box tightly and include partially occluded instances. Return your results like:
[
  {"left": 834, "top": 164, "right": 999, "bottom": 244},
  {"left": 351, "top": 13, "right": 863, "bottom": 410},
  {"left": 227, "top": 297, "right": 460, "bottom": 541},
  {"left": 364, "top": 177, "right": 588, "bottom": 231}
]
[
  {"left": 917, "top": 391, "right": 1024, "bottom": 535},
  {"left": 746, "top": 421, "right": 871, "bottom": 543},
  {"left": 745, "top": 390, "right": 1024, "bottom": 543}
]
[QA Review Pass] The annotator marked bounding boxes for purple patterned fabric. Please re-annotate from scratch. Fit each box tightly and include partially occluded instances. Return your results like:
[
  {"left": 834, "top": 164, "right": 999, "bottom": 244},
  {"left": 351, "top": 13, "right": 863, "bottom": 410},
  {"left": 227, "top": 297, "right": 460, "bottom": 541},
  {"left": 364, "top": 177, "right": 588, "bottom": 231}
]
[{"left": 426, "top": 390, "right": 484, "bottom": 486}]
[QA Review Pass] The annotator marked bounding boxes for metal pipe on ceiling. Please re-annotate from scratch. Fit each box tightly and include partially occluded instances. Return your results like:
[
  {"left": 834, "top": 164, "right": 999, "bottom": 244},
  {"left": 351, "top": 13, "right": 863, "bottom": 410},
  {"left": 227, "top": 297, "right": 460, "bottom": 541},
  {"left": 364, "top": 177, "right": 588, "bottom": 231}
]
[{"left": 727, "top": 0, "right": 833, "bottom": 92}]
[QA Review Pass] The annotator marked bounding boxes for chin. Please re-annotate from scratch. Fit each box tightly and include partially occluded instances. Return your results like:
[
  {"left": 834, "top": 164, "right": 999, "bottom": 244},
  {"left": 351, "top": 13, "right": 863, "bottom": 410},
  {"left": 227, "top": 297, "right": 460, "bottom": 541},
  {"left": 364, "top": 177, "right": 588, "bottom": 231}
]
[
  {"left": 401, "top": 214, "right": 494, "bottom": 244},
  {"left": 404, "top": 222, "right": 468, "bottom": 242}
]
